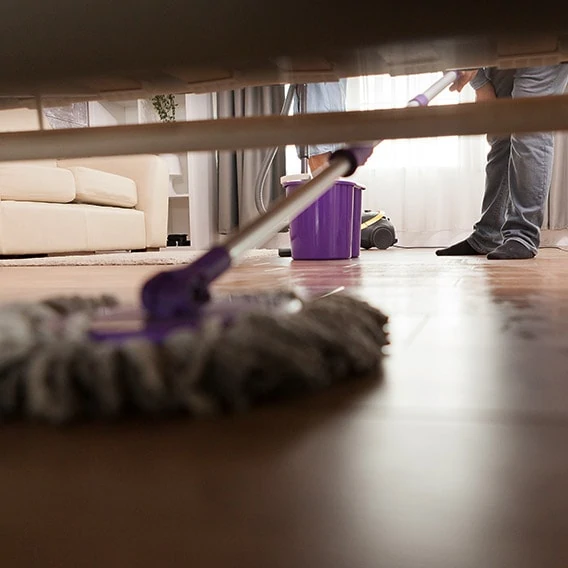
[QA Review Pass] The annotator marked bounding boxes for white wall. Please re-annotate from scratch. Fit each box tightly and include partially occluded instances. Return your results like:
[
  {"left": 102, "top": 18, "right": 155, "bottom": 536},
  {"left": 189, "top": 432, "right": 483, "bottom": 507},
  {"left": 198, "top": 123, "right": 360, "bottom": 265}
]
[{"left": 185, "top": 93, "right": 218, "bottom": 249}]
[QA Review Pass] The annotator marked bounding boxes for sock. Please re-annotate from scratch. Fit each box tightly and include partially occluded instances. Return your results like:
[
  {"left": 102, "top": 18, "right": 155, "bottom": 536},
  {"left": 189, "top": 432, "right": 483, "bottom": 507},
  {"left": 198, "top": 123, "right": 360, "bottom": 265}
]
[
  {"left": 486, "top": 240, "right": 535, "bottom": 260},
  {"left": 435, "top": 239, "right": 483, "bottom": 256}
]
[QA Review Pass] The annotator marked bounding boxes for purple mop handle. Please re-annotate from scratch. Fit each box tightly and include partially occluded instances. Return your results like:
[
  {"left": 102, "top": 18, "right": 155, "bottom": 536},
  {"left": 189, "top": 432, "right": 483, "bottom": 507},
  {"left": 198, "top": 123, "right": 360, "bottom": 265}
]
[{"left": 330, "top": 70, "right": 460, "bottom": 175}]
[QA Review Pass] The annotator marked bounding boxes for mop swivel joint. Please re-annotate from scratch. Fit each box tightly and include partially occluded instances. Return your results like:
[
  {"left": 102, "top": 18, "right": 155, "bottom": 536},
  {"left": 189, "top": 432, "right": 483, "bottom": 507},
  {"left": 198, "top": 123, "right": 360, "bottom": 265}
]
[{"left": 141, "top": 246, "right": 232, "bottom": 320}]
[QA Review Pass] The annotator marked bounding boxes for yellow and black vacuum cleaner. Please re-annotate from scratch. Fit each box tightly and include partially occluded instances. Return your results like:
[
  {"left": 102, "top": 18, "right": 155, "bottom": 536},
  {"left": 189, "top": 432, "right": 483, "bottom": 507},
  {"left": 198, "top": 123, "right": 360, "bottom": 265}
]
[{"left": 360, "top": 210, "right": 397, "bottom": 250}]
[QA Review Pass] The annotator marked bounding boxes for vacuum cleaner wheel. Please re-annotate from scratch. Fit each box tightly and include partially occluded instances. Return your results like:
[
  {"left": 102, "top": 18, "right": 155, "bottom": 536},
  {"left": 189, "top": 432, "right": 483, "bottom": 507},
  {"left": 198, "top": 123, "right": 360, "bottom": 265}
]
[{"left": 361, "top": 211, "right": 398, "bottom": 250}]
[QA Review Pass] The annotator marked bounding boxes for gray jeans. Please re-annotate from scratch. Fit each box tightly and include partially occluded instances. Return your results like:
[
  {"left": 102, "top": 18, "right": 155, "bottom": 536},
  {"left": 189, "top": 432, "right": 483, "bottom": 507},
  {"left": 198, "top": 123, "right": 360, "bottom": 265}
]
[{"left": 468, "top": 65, "right": 568, "bottom": 254}]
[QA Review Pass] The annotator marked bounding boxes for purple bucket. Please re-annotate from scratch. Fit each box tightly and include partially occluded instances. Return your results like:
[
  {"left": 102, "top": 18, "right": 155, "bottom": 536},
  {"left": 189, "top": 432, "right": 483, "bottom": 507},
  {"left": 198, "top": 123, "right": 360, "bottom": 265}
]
[
  {"left": 351, "top": 183, "right": 365, "bottom": 258},
  {"left": 282, "top": 174, "right": 355, "bottom": 260}
]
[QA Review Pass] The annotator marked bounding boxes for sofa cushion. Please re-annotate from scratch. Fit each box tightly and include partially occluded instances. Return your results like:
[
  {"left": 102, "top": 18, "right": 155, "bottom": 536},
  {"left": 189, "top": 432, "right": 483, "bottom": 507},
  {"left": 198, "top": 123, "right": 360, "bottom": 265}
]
[
  {"left": 0, "top": 164, "right": 76, "bottom": 203},
  {"left": 0, "top": 201, "right": 89, "bottom": 254},
  {"left": 79, "top": 204, "right": 146, "bottom": 250},
  {"left": 65, "top": 166, "right": 138, "bottom": 208},
  {"left": 0, "top": 202, "right": 147, "bottom": 255}
]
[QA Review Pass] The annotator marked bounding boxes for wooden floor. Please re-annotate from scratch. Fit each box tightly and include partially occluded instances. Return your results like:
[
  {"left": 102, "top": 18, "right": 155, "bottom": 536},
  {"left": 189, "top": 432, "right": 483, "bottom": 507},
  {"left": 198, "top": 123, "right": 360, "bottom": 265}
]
[{"left": 2, "top": 247, "right": 568, "bottom": 567}]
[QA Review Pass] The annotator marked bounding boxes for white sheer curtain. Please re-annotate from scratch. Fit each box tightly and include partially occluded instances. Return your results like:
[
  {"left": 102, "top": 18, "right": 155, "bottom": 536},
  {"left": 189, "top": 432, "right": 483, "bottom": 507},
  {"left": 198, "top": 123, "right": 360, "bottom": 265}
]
[{"left": 286, "top": 73, "right": 489, "bottom": 247}]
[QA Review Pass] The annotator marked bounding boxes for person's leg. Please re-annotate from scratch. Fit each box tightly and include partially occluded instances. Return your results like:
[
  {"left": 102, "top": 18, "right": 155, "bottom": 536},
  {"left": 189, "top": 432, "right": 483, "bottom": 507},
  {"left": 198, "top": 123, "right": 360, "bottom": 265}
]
[
  {"left": 294, "top": 80, "right": 347, "bottom": 173},
  {"left": 488, "top": 64, "right": 568, "bottom": 259},
  {"left": 437, "top": 68, "right": 515, "bottom": 256},
  {"left": 468, "top": 135, "right": 511, "bottom": 252}
]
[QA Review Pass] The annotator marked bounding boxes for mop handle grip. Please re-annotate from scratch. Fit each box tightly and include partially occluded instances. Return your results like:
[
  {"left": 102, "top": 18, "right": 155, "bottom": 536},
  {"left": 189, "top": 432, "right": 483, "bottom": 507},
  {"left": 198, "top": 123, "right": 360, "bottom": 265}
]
[{"left": 407, "top": 70, "right": 460, "bottom": 107}]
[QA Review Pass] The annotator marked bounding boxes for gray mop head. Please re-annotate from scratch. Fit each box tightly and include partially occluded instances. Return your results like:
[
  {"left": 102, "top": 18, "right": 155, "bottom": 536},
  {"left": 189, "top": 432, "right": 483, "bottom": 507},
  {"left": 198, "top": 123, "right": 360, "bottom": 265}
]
[{"left": 0, "top": 292, "right": 388, "bottom": 425}]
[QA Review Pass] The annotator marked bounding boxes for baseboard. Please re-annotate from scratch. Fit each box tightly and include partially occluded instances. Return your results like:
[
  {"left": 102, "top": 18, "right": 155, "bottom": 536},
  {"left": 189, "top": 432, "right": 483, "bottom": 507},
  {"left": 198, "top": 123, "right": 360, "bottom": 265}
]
[
  {"left": 257, "top": 233, "right": 291, "bottom": 249},
  {"left": 540, "top": 229, "right": 568, "bottom": 248},
  {"left": 393, "top": 231, "right": 471, "bottom": 248}
]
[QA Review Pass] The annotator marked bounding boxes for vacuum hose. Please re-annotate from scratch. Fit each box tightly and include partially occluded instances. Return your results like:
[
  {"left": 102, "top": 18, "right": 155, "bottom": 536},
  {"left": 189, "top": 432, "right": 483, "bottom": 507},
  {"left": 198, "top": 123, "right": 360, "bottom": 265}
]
[{"left": 254, "top": 84, "right": 297, "bottom": 215}]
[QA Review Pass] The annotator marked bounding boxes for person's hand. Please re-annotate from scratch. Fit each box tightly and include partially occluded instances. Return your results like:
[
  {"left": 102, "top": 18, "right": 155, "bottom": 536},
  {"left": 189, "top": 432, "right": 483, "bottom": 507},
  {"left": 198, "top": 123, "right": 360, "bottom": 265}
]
[{"left": 449, "top": 70, "right": 478, "bottom": 92}]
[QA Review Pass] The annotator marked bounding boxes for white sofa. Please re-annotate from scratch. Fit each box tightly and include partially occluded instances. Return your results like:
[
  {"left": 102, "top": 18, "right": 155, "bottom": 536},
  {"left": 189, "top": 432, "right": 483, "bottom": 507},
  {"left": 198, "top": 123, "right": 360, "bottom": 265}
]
[{"left": 0, "top": 108, "right": 169, "bottom": 256}]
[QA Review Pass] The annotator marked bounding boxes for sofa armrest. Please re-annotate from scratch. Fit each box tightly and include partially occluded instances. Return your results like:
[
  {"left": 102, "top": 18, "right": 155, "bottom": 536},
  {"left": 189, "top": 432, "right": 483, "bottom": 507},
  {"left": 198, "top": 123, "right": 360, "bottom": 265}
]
[{"left": 58, "top": 155, "right": 169, "bottom": 248}]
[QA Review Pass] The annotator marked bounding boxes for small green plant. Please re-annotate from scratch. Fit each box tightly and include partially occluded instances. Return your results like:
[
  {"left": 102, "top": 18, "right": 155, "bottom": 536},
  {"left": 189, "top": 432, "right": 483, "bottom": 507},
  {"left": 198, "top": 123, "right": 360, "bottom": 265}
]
[{"left": 151, "top": 94, "right": 177, "bottom": 122}]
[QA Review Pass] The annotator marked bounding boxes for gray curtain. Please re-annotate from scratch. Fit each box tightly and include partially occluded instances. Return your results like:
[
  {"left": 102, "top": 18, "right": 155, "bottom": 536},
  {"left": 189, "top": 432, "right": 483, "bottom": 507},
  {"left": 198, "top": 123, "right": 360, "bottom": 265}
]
[
  {"left": 216, "top": 86, "right": 286, "bottom": 234},
  {"left": 545, "top": 132, "right": 568, "bottom": 229}
]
